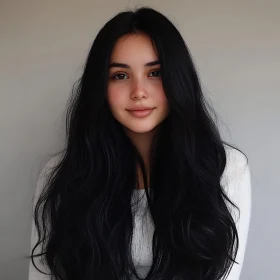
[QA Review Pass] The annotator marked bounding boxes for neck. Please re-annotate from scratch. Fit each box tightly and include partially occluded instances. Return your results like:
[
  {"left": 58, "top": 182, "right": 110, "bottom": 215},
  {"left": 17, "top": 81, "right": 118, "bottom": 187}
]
[
  {"left": 124, "top": 128, "right": 158, "bottom": 166},
  {"left": 124, "top": 127, "right": 160, "bottom": 189}
]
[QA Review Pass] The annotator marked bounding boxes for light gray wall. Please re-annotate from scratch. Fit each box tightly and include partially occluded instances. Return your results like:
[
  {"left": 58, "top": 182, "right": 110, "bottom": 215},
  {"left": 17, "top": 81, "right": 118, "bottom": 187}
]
[{"left": 0, "top": 0, "right": 279, "bottom": 279}]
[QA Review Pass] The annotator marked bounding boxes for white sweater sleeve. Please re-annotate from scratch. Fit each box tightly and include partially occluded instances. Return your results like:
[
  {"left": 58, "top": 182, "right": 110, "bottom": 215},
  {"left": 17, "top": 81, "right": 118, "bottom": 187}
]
[
  {"left": 28, "top": 156, "right": 61, "bottom": 280},
  {"left": 221, "top": 147, "right": 252, "bottom": 280}
]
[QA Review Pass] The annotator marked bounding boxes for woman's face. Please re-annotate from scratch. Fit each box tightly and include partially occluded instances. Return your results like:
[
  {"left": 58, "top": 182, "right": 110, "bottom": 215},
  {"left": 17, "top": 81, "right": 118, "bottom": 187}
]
[{"left": 107, "top": 33, "right": 169, "bottom": 135}]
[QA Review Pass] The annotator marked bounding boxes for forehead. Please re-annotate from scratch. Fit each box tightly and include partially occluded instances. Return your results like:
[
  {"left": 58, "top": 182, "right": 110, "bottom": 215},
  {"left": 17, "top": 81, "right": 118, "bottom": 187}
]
[{"left": 110, "top": 33, "right": 158, "bottom": 63}]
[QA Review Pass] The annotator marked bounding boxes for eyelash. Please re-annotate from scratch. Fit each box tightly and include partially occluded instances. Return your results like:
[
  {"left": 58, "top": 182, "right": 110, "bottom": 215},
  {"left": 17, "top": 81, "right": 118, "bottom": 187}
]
[{"left": 111, "top": 70, "right": 161, "bottom": 80}]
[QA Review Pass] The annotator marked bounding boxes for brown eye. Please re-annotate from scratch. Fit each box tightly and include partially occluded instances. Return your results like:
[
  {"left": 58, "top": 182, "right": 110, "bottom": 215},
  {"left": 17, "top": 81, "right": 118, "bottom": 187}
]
[
  {"left": 112, "top": 73, "right": 128, "bottom": 80},
  {"left": 149, "top": 70, "right": 161, "bottom": 77}
]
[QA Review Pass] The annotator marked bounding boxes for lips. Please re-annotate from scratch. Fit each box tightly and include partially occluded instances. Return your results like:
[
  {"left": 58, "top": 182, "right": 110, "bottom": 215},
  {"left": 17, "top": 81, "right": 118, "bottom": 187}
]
[
  {"left": 127, "top": 106, "right": 154, "bottom": 111},
  {"left": 127, "top": 108, "right": 154, "bottom": 118}
]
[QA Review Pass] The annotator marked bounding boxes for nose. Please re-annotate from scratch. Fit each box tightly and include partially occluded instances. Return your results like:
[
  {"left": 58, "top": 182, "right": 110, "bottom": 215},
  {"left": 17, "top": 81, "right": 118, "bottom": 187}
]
[{"left": 130, "top": 81, "right": 148, "bottom": 100}]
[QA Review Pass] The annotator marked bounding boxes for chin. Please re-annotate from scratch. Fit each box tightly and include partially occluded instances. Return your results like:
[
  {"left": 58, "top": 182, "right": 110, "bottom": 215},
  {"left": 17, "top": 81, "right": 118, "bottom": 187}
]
[{"left": 124, "top": 124, "right": 159, "bottom": 134}]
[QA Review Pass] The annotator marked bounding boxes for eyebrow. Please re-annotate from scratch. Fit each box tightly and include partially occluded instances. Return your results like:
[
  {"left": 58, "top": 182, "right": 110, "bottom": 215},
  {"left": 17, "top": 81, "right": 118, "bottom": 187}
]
[{"left": 108, "top": 60, "right": 160, "bottom": 69}]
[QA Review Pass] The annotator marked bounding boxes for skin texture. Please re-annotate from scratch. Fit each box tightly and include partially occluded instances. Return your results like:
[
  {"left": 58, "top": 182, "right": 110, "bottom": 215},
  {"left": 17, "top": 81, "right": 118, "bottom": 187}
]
[{"left": 107, "top": 33, "right": 170, "bottom": 167}]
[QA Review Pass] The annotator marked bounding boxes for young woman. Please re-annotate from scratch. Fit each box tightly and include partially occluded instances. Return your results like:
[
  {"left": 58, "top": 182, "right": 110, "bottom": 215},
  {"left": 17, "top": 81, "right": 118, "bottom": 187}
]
[{"left": 28, "top": 7, "right": 251, "bottom": 280}]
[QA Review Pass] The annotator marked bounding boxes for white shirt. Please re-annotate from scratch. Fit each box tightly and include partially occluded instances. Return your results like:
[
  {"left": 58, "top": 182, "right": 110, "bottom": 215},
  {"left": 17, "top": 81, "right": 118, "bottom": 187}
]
[{"left": 28, "top": 145, "right": 251, "bottom": 280}]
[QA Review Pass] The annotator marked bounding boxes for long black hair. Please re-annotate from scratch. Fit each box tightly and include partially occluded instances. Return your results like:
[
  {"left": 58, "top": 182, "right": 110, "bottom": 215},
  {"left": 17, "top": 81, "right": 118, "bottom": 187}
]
[{"left": 28, "top": 6, "right": 247, "bottom": 280}]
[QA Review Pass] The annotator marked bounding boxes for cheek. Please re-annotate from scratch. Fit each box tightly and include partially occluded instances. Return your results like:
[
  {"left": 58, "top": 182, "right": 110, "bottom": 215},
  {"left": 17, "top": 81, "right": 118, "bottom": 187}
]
[
  {"left": 107, "top": 85, "right": 126, "bottom": 109},
  {"left": 155, "top": 86, "right": 168, "bottom": 104},
  {"left": 154, "top": 87, "right": 169, "bottom": 112},
  {"left": 159, "top": 93, "right": 168, "bottom": 103}
]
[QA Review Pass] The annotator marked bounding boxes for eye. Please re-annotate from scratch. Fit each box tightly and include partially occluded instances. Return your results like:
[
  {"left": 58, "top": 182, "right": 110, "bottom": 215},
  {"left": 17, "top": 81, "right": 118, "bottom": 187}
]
[
  {"left": 112, "top": 73, "right": 128, "bottom": 80},
  {"left": 149, "top": 70, "right": 161, "bottom": 78}
]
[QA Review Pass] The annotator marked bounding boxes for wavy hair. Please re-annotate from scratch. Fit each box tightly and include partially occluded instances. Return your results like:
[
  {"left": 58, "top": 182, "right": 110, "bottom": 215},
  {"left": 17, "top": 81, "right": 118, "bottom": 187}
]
[{"left": 28, "top": 6, "right": 247, "bottom": 280}]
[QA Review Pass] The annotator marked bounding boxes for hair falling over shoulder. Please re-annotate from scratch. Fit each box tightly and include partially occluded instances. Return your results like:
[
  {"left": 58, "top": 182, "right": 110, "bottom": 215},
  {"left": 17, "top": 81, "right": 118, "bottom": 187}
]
[{"left": 28, "top": 6, "right": 247, "bottom": 280}]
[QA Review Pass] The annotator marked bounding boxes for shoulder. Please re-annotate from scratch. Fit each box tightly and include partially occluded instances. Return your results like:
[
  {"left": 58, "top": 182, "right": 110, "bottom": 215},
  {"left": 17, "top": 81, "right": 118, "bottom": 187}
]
[
  {"left": 40, "top": 153, "right": 63, "bottom": 177},
  {"left": 221, "top": 144, "right": 250, "bottom": 189},
  {"left": 223, "top": 144, "right": 248, "bottom": 175},
  {"left": 221, "top": 144, "right": 252, "bottom": 220},
  {"left": 29, "top": 154, "right": 63, "bottom": 280},
  {"left": 220, "top": 145, "right": 252, "bottom": 279},
  {"left": 33, "top": 153, "right": 63, "bottom": 201}
]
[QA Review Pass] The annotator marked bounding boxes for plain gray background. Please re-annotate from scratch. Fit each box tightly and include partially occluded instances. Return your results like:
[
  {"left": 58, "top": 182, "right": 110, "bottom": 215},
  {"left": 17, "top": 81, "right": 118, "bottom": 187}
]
[{"left": 0, "top": 0, "right": 279, "bottom": 279}]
